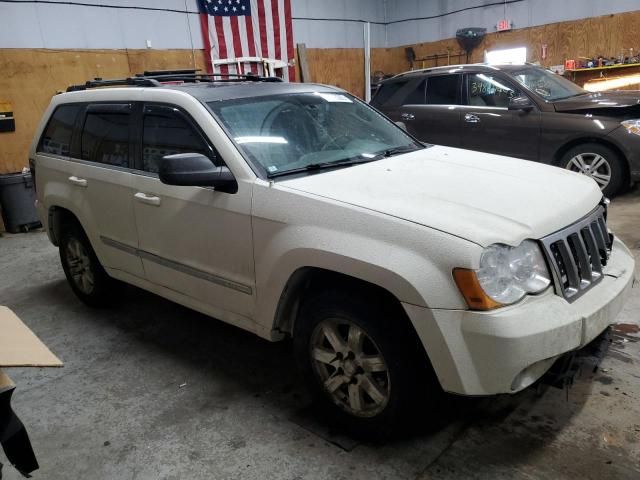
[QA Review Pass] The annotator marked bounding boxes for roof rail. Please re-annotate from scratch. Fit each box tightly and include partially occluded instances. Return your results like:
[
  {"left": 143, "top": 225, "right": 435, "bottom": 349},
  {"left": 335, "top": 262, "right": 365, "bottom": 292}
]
[{"left": 66, "top": 71, "right": 283, "bottom": 92}]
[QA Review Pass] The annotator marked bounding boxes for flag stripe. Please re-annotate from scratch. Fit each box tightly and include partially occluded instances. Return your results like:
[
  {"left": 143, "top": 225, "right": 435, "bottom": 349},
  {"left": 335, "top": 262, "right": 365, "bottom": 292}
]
[
  {"left": 244, "top": 8, "right": 257, "bottom": 57},
  {"left": 264, "top": 0, "right": 275, "bottom": 61},
  {"left": 284, "top": 0, "right": 295, "bottom": 80},
  {"left": 222, "top": 17, "right": 236, "bottom": 74},
  {"left": 199, "top": 12, "right": 214, "bottom": 74},
  {"left": 257, "top": 0, "right": 269, "bottom": 61},
  {"left": 271, "top": 0, "right": 281, "bottom": 63},
  {"left": 230, "top": 15, "right": 243, "bottom": 74},
  {"left": 213, "top": 15, "right": 229, "bottom": 76}
]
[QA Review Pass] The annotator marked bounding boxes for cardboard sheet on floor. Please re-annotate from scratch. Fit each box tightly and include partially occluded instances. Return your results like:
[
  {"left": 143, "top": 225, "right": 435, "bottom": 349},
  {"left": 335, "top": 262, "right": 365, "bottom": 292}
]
[
  {"left": 0, "top": 306, "right": 62, "bottom": 478},
  {"left": 0, "top": 306, "right": 62, "bottom": 368}
]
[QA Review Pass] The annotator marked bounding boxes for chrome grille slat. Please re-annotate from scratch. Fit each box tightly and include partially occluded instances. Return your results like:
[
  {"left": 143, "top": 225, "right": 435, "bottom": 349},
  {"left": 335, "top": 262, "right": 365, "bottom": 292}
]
[
  {"left": 568, "top": 232, "right": 592, "bottom": 287},
  {"left": 540, "top": 205, "right": 612, "bottom": 303},
  {"left": 581, "top": 226, "right": 603, "bottom": 277}
]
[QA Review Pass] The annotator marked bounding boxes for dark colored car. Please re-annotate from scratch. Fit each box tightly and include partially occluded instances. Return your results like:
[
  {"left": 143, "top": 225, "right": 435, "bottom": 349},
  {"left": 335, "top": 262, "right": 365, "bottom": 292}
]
[{"left": 371, "top": 64, "right": 640, "bottom": 196}]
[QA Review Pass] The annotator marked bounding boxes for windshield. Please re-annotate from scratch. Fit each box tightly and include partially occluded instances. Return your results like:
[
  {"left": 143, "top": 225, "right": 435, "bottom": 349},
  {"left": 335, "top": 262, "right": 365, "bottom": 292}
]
[
  {"left": 509, "top": 68, "right": 587, "bottom": 101},
  {"left": 207, "top": 92, "right": 422, "bottom": 177}
]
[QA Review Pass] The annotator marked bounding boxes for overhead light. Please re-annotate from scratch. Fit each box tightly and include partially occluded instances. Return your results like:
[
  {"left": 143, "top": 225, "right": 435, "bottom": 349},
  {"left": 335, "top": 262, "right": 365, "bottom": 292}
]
[{"left": 485, "top": 47, "right": 527, "bottom": 64}]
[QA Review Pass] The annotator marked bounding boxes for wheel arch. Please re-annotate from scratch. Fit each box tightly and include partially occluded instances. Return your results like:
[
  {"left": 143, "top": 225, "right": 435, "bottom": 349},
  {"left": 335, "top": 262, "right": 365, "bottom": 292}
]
[
  {"left": 48, "top": 205, "right": 83, "bottom": 246},
  {"left": 553, "top": 136, "right": 630, "bottom": 177},
  {"left": 271, "top": 267, "right": 432, "bottom": 365}
]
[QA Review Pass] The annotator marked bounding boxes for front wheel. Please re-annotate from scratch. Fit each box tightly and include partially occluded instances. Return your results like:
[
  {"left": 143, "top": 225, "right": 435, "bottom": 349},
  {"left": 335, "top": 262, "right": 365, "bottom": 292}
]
[
  {"left": 59, "top": 222, "right": 121, "bottom": 307},
  {"left": 293, "top": 289, "right": 441, "bottom": 439},
  {"left": 560, "top": 143, "right": 626, "bottom": 197}
]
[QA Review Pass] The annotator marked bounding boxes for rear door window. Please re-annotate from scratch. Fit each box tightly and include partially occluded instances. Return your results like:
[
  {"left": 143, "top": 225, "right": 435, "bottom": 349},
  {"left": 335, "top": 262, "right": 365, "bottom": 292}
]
[
  {"left": 426, "top": 75, "right": 461, "bottom": 105},
  {"left": 37, "top": 104, "right": 82, "bottom": 156},
  {"left": 142, "top": 105, "right": 217, "bottom": 173},
  {"left": 466, "top": 73, "right": 517, "bottom": 108},
  {"left": 373, "top": 78, "right": 426, "bottom": 107},
  {"left": 81, "top": 104, "right": 131, "bottom": 167}
]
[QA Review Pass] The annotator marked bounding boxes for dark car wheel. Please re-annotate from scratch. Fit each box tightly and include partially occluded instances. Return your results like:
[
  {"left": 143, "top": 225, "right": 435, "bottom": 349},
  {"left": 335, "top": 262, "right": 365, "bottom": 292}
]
[
  {"left": 560, "top": 143, "right": 626, "bottom": 197},
  {"left": 59, "top": 221, "right": 122, "bottom": 307},
  {"left": 293, "top": 288, "right": 442, "bottom": 439}
]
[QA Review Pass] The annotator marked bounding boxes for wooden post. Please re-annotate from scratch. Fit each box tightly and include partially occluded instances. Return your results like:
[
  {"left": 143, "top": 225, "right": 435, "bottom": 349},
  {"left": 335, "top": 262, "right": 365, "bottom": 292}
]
[{"left": 297, "top": 43, "right": 311, "bottom": 83}]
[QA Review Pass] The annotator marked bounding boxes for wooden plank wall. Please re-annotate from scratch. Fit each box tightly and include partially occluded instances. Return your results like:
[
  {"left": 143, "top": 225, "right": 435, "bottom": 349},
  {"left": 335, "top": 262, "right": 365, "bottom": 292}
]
[
  {"left": 373, "top": 10, "right": 640, "bottom": 82},
  {"left": 0, "top": 49, "right": 206, "bottom": 174}
]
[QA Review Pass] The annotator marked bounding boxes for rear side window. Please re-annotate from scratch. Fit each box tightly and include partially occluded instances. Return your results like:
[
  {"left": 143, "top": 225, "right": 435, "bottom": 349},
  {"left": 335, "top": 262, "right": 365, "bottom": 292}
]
[
  {"left": 37, "top": 104, "right": 81, "bottom": 156},
  {"left": 81, "top": 106, "right": 130, "bottom": 167},
  {"left": 372, "top": 78, "right": 425, "bottom": 107},
  {"left": 142, "top": 105, "right": 216, "bottom": 173},
  {"left": 426, "top": 75, "right": 460, "bottom": 105}
]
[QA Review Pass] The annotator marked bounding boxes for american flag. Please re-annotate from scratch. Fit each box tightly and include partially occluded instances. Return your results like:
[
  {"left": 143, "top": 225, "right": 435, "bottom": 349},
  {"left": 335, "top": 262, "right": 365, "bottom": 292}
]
[{"left": 197, "top": 0, "right": 295, "bottom": 81}]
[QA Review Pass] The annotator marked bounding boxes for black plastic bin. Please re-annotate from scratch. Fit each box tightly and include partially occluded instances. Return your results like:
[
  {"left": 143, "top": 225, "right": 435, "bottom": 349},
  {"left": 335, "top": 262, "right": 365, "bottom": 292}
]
[{"left": 0, "top": 172, "right": 42, "bottom": 233}]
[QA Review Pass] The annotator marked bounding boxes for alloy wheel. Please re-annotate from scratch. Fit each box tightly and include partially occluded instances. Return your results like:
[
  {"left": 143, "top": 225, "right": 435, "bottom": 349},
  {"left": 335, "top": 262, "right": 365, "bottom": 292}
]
[
  {"left": 65, "top": 237, "right": 95, "bottom": 294},
  {"left": 566, "top": 152, "right": 611, "bottom": 190},
  {"left": 309, "top": 318, "right": 390, "bottom": 418}
]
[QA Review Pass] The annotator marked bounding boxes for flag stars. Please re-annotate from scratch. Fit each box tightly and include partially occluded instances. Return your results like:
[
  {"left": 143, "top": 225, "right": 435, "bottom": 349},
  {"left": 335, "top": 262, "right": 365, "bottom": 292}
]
[{"left": 241, "top": 5, "right": 245, "bottom": 9}]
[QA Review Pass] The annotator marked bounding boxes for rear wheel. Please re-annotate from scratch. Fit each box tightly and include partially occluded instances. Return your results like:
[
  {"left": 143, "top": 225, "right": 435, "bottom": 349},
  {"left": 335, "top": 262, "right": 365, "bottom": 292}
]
[
  {"left": 560, "top": 143, "right": 626, "bottom": 197},
  {"left": 293, "top": 288, "right": 441, "bottom": 439},
  {"left": 59, "top": 222, "right": 121, "bottom": 307}
]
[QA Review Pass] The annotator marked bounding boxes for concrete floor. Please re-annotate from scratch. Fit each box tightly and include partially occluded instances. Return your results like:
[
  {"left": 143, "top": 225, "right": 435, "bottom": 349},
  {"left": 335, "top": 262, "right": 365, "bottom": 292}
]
[{"left": 1, "top": 189, "right": 639, "bottom": 480}]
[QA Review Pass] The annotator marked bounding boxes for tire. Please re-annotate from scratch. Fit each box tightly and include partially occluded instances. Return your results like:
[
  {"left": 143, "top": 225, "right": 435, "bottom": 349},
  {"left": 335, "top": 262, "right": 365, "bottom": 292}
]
[
  {"left": 59, "top": 221, "right": 122, "bottom": 307},
  {"left": 559, "top": 143, "right": 626, "bottom": 197},
  {"left": 293, "top": 288, "right": 442, "bottom": 439}
]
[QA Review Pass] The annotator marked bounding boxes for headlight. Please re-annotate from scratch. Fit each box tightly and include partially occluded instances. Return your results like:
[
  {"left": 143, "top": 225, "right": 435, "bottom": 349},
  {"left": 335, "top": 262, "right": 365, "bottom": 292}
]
[
  {"left": 453, "top": 240, "right": 552, "bottom": 310},
  {"left": 476, "top": 240, "right": 551, "bottom": 304},
  {"left": 621, "top": 119, "right": 640, "bottom": 136}
]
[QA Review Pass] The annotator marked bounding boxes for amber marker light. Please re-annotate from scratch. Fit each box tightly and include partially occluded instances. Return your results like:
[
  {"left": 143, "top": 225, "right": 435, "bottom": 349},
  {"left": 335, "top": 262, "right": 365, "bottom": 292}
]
[{"left": 452, "top": 268, "right": 504, "bottom": 311}]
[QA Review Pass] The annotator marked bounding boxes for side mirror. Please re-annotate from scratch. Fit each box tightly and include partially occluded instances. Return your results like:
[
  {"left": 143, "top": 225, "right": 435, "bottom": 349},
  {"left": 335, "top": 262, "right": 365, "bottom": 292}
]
[
  {"left": 508, "top": 95, "right": 534, "bottom": 111},
  {"left": 159, "top": 153, "right": 238, "bottom": 194}
]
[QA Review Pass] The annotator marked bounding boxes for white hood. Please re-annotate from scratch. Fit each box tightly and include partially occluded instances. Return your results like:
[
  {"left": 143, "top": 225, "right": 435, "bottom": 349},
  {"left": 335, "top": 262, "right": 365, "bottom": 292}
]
[{"left": 279, "top": 146, "right": 603, "bottom": 246}]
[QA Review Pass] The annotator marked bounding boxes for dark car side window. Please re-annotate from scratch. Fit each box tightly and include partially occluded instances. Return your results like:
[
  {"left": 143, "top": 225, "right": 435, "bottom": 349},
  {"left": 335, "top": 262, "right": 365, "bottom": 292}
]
[
  {"left": 426, "top": 75, "right": 461, "bottom": 105},
  {"left": 373, "top": 78, "right": 426, "bottom": 107},
  {"left": 466, "top": 73, "right": 517, "bottom": 108},
  {"left": 37, "top": 104, "right": 82, "bottom": 156},
  {"left": 81, "top": 106, "right": 130, "bottom": 167},
  {"left": 142, "top": 105, "right": 217, "bottom": 173}
]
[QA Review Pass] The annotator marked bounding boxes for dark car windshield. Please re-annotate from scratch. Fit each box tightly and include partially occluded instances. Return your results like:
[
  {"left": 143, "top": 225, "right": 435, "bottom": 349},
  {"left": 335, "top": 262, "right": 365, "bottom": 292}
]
[
  {"left": 207, "top": 92, "right": 422, "bottom": 177},
  {"left": 509, "top": 68, "right": 588, "bottom": 101}
]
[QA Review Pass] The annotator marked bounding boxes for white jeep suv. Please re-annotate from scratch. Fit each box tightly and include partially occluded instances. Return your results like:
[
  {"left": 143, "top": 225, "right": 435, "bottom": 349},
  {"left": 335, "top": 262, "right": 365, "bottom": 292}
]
[{"left": 30, "top": 71, "right": 636, "bottom": 436}]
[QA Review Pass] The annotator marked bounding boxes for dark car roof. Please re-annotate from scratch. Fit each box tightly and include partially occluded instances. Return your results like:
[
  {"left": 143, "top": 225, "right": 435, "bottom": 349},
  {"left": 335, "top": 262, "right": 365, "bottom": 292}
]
[
  {"left": 161, "top": 81, "right": 341, "bottom": 103},
  {"left": 389, "top": 63, "right": 535, "bottom": 81}
]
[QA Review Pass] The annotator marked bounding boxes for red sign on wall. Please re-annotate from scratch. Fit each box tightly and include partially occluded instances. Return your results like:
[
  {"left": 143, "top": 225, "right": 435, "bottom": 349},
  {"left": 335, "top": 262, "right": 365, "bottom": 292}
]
[{"left": 497, "top": 19, "right": 511, "bottom": 31}]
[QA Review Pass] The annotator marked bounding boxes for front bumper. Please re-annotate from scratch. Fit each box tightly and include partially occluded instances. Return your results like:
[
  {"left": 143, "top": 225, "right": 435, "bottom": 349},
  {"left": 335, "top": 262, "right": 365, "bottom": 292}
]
[
  {"left": 607, "top": 126, "right": 640, "bottom": 181},
  {"left": 403, "top": 236, "right": 636, "bottom": 396}
]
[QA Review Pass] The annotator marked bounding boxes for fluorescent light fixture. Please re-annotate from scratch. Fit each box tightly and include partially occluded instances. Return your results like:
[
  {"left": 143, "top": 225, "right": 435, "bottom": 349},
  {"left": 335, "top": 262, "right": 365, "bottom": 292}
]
[
  {"left": 485, "top": 47, "right": 527, "bottom": 64},
  {"left": 235, "top": 136, "right": 288, "bottom": 144},
  {"left": 584, "top": 74, "right": 640, "bottom": 92}
]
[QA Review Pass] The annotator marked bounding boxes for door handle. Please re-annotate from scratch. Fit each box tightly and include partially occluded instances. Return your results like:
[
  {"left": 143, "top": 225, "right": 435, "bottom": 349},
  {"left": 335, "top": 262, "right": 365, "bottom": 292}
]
[
  {"left": 464, "top": 113, "right": 480, "bottom": 123},
  {"left": 68, "top": 176, "right": 87, "bottom": 187},
  {"left": 134, "top": 192, "right": 161, "bottom": 206},
  {"left": 400, "top": 113, "right": 415, "bottom": 120}
]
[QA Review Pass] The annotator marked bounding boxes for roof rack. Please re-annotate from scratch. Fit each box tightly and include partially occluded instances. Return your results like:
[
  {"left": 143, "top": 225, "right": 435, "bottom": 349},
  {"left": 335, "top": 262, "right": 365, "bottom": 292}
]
[{"left": 66, "top": 70, "right": 283, "bottom": 92}]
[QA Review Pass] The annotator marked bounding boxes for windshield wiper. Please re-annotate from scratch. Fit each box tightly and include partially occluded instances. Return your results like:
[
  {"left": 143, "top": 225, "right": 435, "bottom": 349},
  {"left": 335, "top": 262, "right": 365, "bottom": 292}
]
[
  {"left": 375, "top": 145, "right": 420, "bottom": 158},
  {"left": 267, "top": 156, "right": 376, "bottom": 178}
]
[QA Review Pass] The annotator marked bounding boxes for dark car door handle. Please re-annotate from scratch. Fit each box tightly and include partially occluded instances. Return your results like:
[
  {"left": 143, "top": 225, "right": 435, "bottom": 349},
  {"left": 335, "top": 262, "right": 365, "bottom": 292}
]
[
  {"left": 464, "top": 113, "right": 480, "bottom": 123},
  {"left": 400, "top": 113, "right": 415, "bottom": 120}
]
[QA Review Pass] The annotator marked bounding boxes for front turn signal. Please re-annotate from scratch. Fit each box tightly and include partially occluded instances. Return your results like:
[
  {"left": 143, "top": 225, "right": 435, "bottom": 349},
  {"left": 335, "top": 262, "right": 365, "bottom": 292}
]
[{"left": 452, "top": 268, "right": 504, "bottom": 311}]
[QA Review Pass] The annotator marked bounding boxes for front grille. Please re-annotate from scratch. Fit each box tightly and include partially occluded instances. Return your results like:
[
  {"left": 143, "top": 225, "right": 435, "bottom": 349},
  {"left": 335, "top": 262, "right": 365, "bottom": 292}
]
[{"left": 540, "top": 206, "right": 612, "bottom": 302}]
